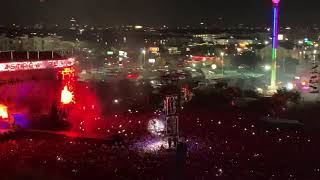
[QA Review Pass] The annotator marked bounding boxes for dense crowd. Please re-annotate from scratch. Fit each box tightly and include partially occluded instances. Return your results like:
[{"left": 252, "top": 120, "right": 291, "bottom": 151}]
[
  {"left": 0, "top": 103, "right": 320, "bottom": 180},
  {"left": 1, "top": 80, "right": 320, "bottom": 179}
]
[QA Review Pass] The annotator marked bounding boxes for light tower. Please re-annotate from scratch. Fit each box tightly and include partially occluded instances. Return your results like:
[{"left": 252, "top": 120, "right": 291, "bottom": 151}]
[{"left": 270, "top": 0, "right": 280, "bottom": 90}]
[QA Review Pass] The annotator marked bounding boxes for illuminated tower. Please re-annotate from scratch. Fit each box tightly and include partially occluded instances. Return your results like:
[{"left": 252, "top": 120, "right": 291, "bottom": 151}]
[{"left": 270, "top": 0, "right": 280, "bottom": 90}]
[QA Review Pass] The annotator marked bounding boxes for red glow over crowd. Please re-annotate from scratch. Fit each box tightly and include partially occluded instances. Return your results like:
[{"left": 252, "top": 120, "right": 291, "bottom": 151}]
[{"left": 0, "top": 58, "right": 320, "bottom": 179}]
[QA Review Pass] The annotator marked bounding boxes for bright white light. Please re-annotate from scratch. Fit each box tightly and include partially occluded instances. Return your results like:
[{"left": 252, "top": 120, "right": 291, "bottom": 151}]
[
  {"left": 148, "top": 59, "right": 156, "bottom": 63},
  {"left": 264, "top": 65, "right": 271, "bottom": 71},
  {"left": 119, "top": 51, "right": 127, "bottom": 57},
  {"left": 256, "top": 88, "right": 263, "bottom": 94},
  {"left": 211, "top": 64, "right": 217, "bottom": 70},
  {"left": 192, "top": 63, "right": 196, "bottom": 67},
  {"left": 142, "top": 49, "right": 146, "bottom": 54},
  {"left": 278, "top": 34, "right": 284, "bottom": 40},
  {"left": 286, "top": 82, "right": 294, "bottom": 90},
  {"left": 135, "top": 25, "right": 143, "bottom": 29},
  {"left": 220, "top": 52, "right": 225, "bottom": 57},
  {"left": 148, "top": 118, "right": 165, "bottom": 136},
  {"left": 61, "top": 86, "right": 74, "bottom": 105},
  {"left": 113, "top": 99, "right": 119, "bottom": 104}
]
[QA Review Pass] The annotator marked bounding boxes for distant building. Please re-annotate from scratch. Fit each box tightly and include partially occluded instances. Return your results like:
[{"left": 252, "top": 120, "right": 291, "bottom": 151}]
[
  {"left": 193, "top": 34, "right": 228, "bottom": 43},
  {"left": 256, "top": 43, "right": 299, "bottom": 60},
  {"left": 0, "top": 35, "right": 14, "bottom": 50},
  {"left": 0, "top": 35, "right": 75, "bottom": 52},
  {"left": 193, "top": 33, "right": 267, "bottom": 45}
]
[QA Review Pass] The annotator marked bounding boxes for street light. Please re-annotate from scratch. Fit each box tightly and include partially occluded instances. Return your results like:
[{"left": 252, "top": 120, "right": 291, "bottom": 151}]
[
  {"left": 113, "top": 99, "right": 120, "bottom": 104},
  {"left": 264, "top": 65, "right": 271, "bottom": 71},
  {"left": 211, "top": 64, "right": 217, "bottom": 70},
  {"left": 220, "top": 52, "right": 225, "bottom": 76},
  {"left": 141, "top": 49, "right": 146, "bottom": 69},
  {"left": 286, "top": 82, "right": 294, "bottom": 90}
]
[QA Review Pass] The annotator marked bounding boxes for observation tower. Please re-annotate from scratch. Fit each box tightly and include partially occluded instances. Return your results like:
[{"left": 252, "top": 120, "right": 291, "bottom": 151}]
[{"left": 270, "top": 0, "right": 280, "bottom": 90}]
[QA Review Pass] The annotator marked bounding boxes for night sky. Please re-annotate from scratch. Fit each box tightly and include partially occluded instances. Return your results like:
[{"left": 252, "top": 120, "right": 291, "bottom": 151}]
[{"left": 0, "top": 0, "right": 319, "bottom": 26}]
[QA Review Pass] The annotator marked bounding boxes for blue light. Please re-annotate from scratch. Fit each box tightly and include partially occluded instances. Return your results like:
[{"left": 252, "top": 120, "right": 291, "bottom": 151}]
[
  {"left": 272, "top": 7, "right": 277, "bottom": 49},
  {"left": 13, "top": 114, "right": 29, "bottom": 128},
  {"left": 0, "top": 121, "right": 9, "bottom": 129}
]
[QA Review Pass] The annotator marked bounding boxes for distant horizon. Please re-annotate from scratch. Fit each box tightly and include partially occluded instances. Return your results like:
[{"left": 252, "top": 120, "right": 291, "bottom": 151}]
[{"left": 1, "top": 21, "right": 320, "bottom": 29}]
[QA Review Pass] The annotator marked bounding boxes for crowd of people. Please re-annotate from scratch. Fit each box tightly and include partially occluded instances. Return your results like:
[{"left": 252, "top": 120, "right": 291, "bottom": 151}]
[
  {"left": 0, "top": 103, "right": 319, "bottom": 180},
  {"left": 1, "top": 81, "right": 320, "bottom": 179}
]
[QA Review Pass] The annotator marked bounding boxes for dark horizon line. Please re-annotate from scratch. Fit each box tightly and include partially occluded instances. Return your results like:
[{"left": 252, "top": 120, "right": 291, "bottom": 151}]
[{"left": 1, "top": 22, "right": 319, "bottom": 29}]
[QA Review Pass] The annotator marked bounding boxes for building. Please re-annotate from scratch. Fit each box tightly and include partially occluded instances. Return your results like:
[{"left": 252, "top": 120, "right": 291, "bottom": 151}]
[
  {"left": 193, "top": 33, "right": 268, "bottom": 45},
  {"left": 256, "top": 43, "right": 299, "bottom": 60},
  {"left": 0, "top": 35, "right": 75, "bottom": 52}
]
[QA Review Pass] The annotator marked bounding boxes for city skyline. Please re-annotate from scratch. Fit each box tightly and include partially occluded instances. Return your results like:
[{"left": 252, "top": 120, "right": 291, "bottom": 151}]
[{"left": 0, "top": 0, "right": 319, "bottom": 26}]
